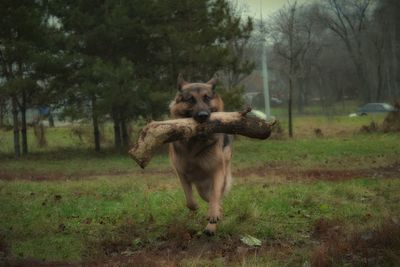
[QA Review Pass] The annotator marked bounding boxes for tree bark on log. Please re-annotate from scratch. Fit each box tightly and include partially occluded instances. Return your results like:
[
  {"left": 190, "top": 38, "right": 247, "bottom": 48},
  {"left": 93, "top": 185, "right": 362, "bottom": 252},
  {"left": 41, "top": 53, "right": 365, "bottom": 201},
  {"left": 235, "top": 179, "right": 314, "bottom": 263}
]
[{"left": 129, "top": 108, "right": 275, "bottom": 169}]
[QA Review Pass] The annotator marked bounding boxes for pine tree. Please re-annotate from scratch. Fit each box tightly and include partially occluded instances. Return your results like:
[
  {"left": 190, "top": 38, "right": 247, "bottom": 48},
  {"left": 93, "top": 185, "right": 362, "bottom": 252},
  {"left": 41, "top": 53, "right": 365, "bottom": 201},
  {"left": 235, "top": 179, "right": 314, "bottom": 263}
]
[{"left": 0, "top": 0, "right": 55, "bottom": 157}]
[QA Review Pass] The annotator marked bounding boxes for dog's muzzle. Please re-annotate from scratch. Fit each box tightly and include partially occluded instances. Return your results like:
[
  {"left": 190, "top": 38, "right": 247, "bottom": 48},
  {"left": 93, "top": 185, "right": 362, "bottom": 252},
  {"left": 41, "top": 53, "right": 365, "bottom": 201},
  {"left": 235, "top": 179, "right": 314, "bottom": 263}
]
[{"left": 194, "top": 110, "right": 210, "bottom": 123}]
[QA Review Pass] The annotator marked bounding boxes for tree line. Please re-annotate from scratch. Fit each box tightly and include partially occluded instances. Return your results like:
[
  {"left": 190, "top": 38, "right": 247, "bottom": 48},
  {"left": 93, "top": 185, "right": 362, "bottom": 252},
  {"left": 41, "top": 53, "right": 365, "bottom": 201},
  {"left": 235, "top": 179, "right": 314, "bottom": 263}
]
[
  {"left": 0, "top": 0, "right": 253, "bottom": 157},
  {"left": 1, "top": 0, "right": 399, "bottom": 156},
  {"left": 264, "top": 0, "right": 400, "bottom": 136}
]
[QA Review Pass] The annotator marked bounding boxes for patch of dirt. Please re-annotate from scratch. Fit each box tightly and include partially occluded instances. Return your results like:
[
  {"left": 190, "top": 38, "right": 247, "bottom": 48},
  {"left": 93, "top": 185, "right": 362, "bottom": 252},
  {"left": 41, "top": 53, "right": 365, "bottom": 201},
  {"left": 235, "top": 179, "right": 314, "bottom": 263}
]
[
  {"left": 1, "top": 161, "right": 399, "bottom": 182},
  {"left": 235, "top": 162, "right": 400, "bottom": 182},
  {"left": 0, "top": 170, "right": 75, "bottom": 181},
  {"left": 15, "top": 218, "right": 400, "bottom": 266},
  {"left": 0, "top": 168, "right": 175, "bottom": 181},
  {"left": 0, "top": 233, "right": 8, "bottom": 260},
  {"left": 2, "top": 227, "right": 294, "bottom": 267},
  {"left": 310, "top": 218, "right": 400, "bottom": 267},
  {"left": 312, "top": 218, "right": 343, "bottom": 240},
  {"left": 91, "top": 222, "right": 249, "bottom": 264},
  {"left": 3, "top": 218, "right": 399, "bottom": 267}
]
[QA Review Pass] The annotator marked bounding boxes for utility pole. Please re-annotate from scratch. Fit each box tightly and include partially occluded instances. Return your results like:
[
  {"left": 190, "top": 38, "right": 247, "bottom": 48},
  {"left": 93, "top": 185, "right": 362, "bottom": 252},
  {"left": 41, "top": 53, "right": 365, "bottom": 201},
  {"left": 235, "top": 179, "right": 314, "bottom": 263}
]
[{"left": 260, "top": 0, "right": 271, "bottom": 118}]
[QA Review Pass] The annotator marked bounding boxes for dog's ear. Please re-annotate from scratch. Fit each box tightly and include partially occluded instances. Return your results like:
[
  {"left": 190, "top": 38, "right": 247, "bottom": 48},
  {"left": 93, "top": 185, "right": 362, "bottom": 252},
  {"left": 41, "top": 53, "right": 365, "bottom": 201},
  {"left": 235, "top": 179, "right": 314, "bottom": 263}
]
[
  {"left": 206, "top": 74, "right": 218, "bottom": 92},
  {"left": 175, "top": 93, "right": 184, "bottom": 103},
  {"left": 177, "top": 73, "right": 188, "bottom": 91}
]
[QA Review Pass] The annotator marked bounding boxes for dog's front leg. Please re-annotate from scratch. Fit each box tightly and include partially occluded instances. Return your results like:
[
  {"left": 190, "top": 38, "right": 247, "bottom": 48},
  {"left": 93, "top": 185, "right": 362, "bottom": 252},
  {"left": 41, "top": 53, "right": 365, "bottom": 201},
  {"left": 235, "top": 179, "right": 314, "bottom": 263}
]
[
  {"left": 178, "top": 175, "right": 199, "bottom": 211},
  {"left": 204, "top": 169, "right": 225, "bottom": 235}
]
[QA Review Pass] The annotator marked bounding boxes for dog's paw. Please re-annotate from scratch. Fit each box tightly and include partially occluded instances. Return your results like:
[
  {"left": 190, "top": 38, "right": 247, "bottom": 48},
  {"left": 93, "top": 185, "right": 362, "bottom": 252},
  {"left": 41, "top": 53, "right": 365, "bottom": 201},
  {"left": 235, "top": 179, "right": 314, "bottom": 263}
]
[
  {"left": 203, "top": 223, "right": 217, "bottom": 236},
  {"left": 187, "top": 202, "right": 199, "bottom": 211},
  {"left": 207, "top": 208, "right": 221, "bottom": 223},
  {"left": 207, "top": 215, "right": 220, "bottom": 224}
]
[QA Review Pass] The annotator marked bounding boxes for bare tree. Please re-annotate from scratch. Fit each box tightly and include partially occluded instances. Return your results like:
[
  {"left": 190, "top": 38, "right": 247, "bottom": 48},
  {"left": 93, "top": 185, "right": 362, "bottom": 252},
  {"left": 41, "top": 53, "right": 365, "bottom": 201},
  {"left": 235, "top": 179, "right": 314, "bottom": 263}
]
[
  {"left": 368, "top": 10, "right": 386, "bottom": 102},
  {"left": 268, "top": 1, "right": 316, "bottom": 137},
  {"left": 372, "top": 0, "right": 400, "bottom": 100},
  {"left": 316, "top": 0, "right": 372, "bottom": 102},
  {"left": 294, "top": 5, "right": 323, "bottom": 113},
  {"left": 0, "top": 94, "right": 6, "bottom": 127}
]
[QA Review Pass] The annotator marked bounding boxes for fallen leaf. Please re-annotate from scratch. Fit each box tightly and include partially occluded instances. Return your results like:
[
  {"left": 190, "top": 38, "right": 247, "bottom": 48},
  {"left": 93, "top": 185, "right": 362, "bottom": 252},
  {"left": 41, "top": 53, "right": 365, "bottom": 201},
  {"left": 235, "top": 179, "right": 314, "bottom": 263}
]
[
  {"left": 240, "top": 234, "right": 262, "bottom": 247},
  {"left": 121, "top": 250, "right": 135, "bottom": 256}
]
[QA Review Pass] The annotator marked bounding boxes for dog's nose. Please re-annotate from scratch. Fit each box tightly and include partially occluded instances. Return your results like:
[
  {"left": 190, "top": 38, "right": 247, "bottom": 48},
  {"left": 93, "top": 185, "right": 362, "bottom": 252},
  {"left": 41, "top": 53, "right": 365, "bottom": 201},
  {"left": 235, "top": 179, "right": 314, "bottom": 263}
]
[{"left": 194, "top": 111, "right": 210, "bottom": 123}]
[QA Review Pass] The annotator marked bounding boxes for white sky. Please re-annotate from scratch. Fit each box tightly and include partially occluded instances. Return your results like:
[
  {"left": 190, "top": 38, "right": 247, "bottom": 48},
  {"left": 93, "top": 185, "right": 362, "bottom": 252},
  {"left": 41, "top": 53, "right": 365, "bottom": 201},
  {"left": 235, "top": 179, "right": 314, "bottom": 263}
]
[{"left": 233, "top": 0, "right": 310, "bottom": 19}]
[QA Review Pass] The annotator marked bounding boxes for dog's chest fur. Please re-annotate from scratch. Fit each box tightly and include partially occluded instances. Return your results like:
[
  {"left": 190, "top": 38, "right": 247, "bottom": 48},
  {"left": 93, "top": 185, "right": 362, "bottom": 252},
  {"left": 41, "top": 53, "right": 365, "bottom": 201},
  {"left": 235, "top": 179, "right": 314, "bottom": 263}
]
[{"left": 171, "top": 134, "right": 224, "bottom": 180}]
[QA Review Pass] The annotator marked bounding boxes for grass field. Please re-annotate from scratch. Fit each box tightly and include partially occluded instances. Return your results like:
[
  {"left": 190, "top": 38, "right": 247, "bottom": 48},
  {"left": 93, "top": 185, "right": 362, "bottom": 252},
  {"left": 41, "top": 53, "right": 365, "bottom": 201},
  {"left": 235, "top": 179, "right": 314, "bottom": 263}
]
[{"left": 0, "top": 114, "right": 399, "bottom": 266}]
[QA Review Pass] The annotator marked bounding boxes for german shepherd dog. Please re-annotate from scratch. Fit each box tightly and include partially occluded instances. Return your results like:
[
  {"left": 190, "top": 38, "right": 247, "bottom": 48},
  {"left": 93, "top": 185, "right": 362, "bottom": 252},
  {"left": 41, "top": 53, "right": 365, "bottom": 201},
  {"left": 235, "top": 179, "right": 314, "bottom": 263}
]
[{"left": 169, "top": 74, "right": 232, "bottom": 235}]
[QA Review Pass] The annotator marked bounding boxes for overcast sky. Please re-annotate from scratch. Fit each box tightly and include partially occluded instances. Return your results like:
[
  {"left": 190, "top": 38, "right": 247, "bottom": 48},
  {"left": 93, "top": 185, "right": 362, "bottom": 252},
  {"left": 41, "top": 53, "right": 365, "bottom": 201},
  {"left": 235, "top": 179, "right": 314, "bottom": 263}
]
[{"left": 234, "top": 0, "right": 309, "bottom": 19}]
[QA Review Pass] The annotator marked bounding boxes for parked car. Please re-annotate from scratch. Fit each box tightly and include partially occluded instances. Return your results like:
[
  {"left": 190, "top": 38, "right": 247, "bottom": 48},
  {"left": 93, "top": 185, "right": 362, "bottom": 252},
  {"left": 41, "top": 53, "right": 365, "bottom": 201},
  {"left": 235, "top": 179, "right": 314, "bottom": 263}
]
[
  {"left": 271, "top": 97, "right": 283, "bottom": 105},
  {"left": 357, "top": 103, "right": 396, "bottom": 116}
]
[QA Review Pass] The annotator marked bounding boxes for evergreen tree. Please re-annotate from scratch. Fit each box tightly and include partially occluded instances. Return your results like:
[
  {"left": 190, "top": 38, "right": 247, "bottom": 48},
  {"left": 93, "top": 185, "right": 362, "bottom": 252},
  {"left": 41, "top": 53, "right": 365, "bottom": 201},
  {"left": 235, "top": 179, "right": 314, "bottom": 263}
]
[
  {"left": 51, "top": 0, "right": 254, "bottom": 152},
  {"left": 0, "top": 0, "right": 56, "bottom": 157}
]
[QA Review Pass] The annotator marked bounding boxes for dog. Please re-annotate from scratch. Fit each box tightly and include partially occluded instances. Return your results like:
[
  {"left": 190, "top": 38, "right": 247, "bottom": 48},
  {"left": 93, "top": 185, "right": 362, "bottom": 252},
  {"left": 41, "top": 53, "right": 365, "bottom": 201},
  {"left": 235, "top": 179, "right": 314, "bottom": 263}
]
[{"left": 169, "top": 73, "right": 233, "bottom": 235}]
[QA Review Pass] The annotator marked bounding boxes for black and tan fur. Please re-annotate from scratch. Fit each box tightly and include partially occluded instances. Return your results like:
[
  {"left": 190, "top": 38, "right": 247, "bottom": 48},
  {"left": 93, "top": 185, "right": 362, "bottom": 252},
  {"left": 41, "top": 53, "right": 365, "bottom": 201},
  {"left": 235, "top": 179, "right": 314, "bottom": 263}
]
[{"left": 169, "top": 74, "right": 233, "bottom": 235}]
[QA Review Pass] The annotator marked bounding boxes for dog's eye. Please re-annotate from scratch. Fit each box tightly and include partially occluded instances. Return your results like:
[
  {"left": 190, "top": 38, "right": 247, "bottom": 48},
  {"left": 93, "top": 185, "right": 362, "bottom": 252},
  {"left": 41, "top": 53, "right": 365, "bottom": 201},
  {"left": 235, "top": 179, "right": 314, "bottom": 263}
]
[
  {"left": 203, "top": 95, "right": 212, "bottom": 102},
  {"left": 185, "top": 96, "right": 196, "bottom": 104}
]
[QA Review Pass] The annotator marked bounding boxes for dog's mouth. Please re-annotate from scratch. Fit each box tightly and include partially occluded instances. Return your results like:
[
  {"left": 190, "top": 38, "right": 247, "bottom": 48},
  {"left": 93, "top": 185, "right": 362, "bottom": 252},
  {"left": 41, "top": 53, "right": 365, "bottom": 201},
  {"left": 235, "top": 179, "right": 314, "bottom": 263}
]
[
  {"left": 179, "top": 110, "right": 193, "bottom": 118},
  {"left": 179, "top": 110, "right": 214, "bottom": 122},
  {"left": 194, "top": 111, "right": 210, "bottom": 123}
]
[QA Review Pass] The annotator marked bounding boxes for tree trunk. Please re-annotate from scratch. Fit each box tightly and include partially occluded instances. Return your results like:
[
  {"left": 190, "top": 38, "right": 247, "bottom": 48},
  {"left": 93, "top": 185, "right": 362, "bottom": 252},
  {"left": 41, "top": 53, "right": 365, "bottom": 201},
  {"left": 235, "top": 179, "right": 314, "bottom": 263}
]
[
  {"left": 288, "top": 76, "right": 293, "bottom": 138},
  {"left": 342, "top": 38, "right": 371, "bottom": 103},
  {"left": 121, "top": 119, "right": 129, "bottom": 149},
  {"left": 48, "top": 112, "right": 55, "bottom": 127},
  {"left": 297, "top": 79, "right": 304, "bottom": 114},
  {"left": 288, "top": 4, "right": 295, "bottom": 138},
  {"left": 385, "top": 65, "right": 393, "bottom": 99},
  {"left": 21, "top": 89, "right": 28, "bottom": 155},
  {"left": 317, "top": 73, "right": 327, "bottom": 115},
  {"left": 356, "top": 51, "right": 371, "bottom": 103},
  {"left": 91, "top": 94, "right": 101, "bottom": 153},
  {"left": 376, "top": 61, "right": 383, "bottom": 102},
  {"left": 342, "top": 85, "right": 345, "bottom": 111},
  {"left": 0, "top": 98, "right": 4, "bottom": 128},
  {"left": 112, "top": 109, "right": 122, "bottom": 152},
  {"left": 12, "top": 96, "right": 20, "bottom": 159},
  {"left": 114, "top": 121, "right": 122, "bottom": 152},
  {"left": 390, "top": 22, "right": 399, "bottom": 98}
]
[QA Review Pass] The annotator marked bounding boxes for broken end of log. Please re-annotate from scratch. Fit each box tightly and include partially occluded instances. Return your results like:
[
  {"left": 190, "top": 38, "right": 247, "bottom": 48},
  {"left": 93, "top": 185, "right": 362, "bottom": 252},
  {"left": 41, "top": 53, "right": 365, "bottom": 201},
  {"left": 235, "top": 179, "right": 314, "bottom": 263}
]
[
  {"left": 268, "top": 118, "right": 277, "bottom": 127},
  {"left": 240, "top": 107, "right": 277, "bottom": 127},
  {"left": 129, "top": 148, "right": 149, "bottom": 169},
  {"left": 240, "top": 107, "right": 252, "bottom": 117}
]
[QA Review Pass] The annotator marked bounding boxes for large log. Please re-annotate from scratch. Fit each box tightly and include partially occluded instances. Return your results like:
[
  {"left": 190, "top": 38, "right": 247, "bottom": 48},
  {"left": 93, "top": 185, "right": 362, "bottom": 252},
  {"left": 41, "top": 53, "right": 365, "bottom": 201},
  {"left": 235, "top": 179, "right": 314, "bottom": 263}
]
[{"left": 129, "top": 108, "right": 275, "bottom": 168}]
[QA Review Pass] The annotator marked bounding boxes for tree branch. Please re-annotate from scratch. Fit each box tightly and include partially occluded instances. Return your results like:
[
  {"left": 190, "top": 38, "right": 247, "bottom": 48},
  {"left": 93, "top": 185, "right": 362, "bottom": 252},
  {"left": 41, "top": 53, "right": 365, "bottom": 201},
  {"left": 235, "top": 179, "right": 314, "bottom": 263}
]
[{"left": 129, "top": 109, "right": 275, "bottom": 168}]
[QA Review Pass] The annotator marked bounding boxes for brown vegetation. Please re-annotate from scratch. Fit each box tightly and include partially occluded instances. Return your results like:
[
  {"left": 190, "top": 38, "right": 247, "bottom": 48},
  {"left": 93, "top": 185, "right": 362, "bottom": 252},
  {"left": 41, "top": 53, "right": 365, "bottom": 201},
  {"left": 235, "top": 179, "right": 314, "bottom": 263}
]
[
  {"left": 360, "top": 121, "right": 380, "bottom": 133},
  {"left": 33, "top": 123, "right": 47, "bottom": 148},
  {"left": 310, "top": 218, "right": 400, "bottom": 267},
  {"left": 383, "top": 100, "right": 400, "bottom": 132}
]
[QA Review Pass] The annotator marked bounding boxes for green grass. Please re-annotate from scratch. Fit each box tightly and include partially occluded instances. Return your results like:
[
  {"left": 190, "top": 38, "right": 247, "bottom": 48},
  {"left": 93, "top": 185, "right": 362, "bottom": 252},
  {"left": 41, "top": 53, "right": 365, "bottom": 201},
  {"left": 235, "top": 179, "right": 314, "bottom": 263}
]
[
  {"left": 268, "top": 100, "right": 360, "bottom": 116},
  {"left": 0, "top": 114, "right": 399, "bottom": 265},
  {"left": 1, "top": 176, "right": 399, "bottom": 263},
  {"left": 234, "top": 133, "right": 399, "bottom": 169},
  {"left": 1, "top": 131, "right": 398, "bottom": 174},
  {"left": 0, "top": 112, "right": 387, "bottom": 154}
]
